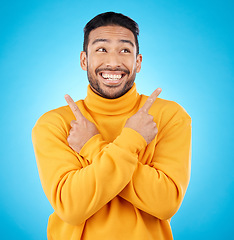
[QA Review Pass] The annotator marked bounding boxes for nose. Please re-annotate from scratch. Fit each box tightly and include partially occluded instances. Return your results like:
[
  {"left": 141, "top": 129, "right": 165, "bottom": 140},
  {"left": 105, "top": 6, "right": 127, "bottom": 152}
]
[{"left": 105, "top": 52, "right": 121, "bottom": 69}]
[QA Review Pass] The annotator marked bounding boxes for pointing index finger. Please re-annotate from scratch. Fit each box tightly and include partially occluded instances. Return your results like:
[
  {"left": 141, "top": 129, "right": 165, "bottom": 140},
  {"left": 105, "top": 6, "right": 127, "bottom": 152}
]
[
  {"left": 64, "top": 94, "right": 83, "bottom": 120},
  {"left": 141, "top": 88, "right": 162, "bottom": 112}
]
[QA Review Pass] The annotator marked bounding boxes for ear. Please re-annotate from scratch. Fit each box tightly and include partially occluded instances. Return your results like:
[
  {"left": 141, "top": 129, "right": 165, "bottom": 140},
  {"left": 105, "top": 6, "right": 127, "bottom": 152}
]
[
  {"left": 136, "top": 54, "right": 142, "bottom": 73},
  {"left": 80, "top": 51, "right": 87, "bottom": 71}
]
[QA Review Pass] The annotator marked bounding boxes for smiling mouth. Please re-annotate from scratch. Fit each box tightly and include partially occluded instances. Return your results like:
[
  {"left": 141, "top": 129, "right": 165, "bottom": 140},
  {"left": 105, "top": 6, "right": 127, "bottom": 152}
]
[
  {"left": 100, "top": 72, "right": 126, "bottom": 80},
  {"left": 98, "top": 71, "right": 127, "bottom": 85}
]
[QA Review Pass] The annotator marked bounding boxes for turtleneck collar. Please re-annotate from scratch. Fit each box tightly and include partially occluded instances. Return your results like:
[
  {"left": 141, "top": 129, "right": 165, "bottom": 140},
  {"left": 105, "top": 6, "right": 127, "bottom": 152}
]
[{"left": 84, "top": 83, "right": 140, "bottom": 115}]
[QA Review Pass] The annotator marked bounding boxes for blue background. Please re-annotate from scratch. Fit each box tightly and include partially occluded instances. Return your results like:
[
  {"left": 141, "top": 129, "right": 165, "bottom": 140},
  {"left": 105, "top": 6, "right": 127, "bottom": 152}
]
[{"left": 0, "top": 0, "right": 233, "bottom": 239}]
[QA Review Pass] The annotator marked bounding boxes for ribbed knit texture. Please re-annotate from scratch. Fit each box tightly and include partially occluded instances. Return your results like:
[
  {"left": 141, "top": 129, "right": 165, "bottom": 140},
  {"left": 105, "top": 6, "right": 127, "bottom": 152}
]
[{"left": 32, "top": 83, "right": 191, "bottom": 240}]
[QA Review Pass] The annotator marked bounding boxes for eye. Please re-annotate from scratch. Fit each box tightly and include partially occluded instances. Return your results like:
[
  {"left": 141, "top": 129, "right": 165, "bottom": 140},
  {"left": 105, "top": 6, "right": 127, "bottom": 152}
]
[
  {"left": 121, "top": 49, "right": 131, "bottom": 53},
  {"left": 97, "top": 48, "right": 107, "bottom": 52}
]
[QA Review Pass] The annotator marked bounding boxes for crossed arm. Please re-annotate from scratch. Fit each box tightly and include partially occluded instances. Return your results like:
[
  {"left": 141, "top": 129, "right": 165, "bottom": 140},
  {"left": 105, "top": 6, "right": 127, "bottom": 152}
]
[{"left": 32, "top": 88, "right": 191, "bottom": 226}]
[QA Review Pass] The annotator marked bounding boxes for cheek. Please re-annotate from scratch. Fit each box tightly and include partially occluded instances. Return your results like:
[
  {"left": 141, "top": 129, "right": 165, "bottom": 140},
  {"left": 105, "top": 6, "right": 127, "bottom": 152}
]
[
  {"left": 87, "top": 55, "right": 102, "bottom": 72},
  {"left": 126, "top": 58, "right": 137, "bottom": 73}
]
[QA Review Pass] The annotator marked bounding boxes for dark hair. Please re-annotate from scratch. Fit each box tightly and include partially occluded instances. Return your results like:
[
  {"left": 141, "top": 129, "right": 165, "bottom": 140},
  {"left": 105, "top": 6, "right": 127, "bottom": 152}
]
[{"left": 83, "top": 12, "right": 139, "bottom": 55}]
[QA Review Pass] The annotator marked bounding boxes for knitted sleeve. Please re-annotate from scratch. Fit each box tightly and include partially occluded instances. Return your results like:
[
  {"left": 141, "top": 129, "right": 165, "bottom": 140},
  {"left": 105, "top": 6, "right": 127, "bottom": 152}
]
[
  {"left": 119, "top": 103, "right": 192, "bottom": 220},
  {"left": 32, "top": 111, "right": 146, "bottom": 226}
]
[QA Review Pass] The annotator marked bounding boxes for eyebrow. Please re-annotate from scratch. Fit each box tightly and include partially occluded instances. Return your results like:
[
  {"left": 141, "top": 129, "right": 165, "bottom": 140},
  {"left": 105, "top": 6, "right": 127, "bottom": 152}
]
[
  {"left": 92, "top": 39, "right": 109, "bottom": 45},
  {"left": 119, "top": 39, "right": 134, "bottom": 47},
  {"left": 92, "top": 39, "right": 134, "bottom": 47}
]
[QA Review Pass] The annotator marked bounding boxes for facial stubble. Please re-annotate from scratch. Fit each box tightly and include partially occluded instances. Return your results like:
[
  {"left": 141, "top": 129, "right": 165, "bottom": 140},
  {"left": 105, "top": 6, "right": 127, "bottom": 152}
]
[{"left": 87, "top": 65, "right": 137, "bottom": 99}]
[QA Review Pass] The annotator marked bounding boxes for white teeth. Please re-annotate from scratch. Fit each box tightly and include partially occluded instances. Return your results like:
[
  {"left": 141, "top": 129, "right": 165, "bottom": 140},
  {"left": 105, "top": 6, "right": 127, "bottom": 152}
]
[{"left": 101, "top": 73, "right": 122, "bottom": 80}]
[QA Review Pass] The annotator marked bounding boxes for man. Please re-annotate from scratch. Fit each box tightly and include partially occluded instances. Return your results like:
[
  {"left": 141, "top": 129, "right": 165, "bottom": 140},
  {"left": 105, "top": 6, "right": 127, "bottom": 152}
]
[{"left": 32, "top": 12, "right": 191, "bottom": 240}]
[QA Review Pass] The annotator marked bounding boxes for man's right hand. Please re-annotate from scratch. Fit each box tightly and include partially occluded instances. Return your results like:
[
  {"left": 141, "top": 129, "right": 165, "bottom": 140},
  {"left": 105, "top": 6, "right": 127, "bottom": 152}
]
[
  {"left": 124, "top": 88, "right": 162, "bottom": 145},
  {"left": 65, "top": 94, "right": 99, "bottom": 153}
]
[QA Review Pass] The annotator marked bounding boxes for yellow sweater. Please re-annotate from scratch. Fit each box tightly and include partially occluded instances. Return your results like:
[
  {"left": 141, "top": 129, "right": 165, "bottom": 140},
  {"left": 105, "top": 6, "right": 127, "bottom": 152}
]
[{"left": 32, "top": 84, "right": 191, "bottom": 240}]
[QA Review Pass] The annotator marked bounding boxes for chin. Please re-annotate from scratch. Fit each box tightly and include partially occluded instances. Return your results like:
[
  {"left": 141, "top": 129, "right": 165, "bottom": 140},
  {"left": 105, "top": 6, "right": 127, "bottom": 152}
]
[
  {"left": 88, "top": 71, "right": 135, "bottom": 99},
  {"left": 103, "top": 84, "right": 133, "bottom": 99}
]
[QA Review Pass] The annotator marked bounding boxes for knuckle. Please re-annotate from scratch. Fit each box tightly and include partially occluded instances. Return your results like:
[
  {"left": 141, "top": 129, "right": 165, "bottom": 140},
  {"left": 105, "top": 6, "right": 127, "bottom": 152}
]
[
  {"left": 80, "top": 118, "right": 86, "bottom": 125},
  {"left": 148, "top": 98, "right": 153, "bottom": 103},
  {"left": 70, "top": 120, "right": 76, "bottom": 127},
  {"left": 72, "top": 105, "right": 78, "bottom": 111},
  {"left": 138, "top": 109, "right": 143, "bottom": 114},
  {"left": 149, "top": 115, "right": 154, "bottom": 121},
  {"left": 154, "top": 128, "right": 158, "bottom": 134},
  {"left": 69, "top": 128, "right": 74, "bottom": 133}
]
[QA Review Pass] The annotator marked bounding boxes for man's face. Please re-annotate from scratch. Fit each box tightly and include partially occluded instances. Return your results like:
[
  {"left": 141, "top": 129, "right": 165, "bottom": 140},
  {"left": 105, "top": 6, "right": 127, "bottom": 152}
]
[{"left": 80, "top": 25, "right": 142, "bottom": 99}]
